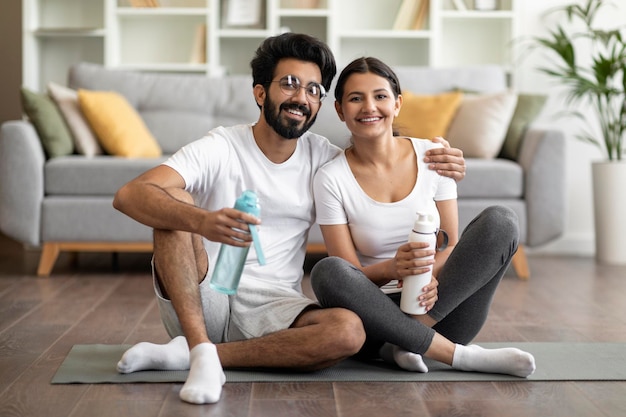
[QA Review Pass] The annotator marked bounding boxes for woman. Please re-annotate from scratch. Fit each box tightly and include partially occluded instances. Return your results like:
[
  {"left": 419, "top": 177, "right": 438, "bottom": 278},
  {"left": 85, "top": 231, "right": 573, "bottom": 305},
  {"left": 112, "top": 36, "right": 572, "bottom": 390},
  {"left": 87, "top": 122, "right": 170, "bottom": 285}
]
[{"left": 311, "top": 57, "right": 535, "bottom": 377}]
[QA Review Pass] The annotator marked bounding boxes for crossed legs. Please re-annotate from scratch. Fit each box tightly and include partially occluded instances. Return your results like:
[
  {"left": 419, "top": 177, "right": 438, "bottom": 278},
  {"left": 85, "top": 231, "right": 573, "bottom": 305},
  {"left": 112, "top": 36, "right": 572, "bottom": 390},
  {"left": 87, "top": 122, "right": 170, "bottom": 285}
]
[
  {"left": 117, "top": 188, "right": 365, "bottom": 404},
  {"left": 310, "top": 206, "right": 535, "bottom": 378}
]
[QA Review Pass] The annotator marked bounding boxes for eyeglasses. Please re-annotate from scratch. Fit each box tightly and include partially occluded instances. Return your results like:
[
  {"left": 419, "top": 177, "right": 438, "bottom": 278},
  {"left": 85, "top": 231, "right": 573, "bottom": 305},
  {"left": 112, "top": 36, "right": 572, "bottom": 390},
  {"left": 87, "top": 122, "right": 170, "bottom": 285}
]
[{"left": 268, "top": 75, "right": 327, "bottom": 103}]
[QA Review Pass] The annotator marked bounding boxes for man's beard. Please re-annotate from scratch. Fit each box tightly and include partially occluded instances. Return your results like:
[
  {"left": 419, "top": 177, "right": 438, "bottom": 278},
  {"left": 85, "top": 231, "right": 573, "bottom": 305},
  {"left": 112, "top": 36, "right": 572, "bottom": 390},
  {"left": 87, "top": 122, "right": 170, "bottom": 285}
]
[{"left": 263, "top": 94, "right": 317, "bottom": 139}]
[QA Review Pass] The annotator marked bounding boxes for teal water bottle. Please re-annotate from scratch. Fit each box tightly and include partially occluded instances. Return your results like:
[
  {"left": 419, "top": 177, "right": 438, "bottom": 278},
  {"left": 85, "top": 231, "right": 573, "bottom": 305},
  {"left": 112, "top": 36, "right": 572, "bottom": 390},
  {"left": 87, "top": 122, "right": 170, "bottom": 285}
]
[{"left": 209, "top": 190, "right": 265, "bottom": 295}]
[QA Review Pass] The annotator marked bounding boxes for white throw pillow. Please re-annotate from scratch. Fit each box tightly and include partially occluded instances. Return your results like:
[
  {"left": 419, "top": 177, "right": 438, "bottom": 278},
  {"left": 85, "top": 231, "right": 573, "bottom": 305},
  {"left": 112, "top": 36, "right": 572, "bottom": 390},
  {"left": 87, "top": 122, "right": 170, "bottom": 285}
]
[
  {"left": 47, "top": 82, "right": 103, "bottom": 157},
  {"left": 446, "top": 91, "right": 518, "bottom": 159}
]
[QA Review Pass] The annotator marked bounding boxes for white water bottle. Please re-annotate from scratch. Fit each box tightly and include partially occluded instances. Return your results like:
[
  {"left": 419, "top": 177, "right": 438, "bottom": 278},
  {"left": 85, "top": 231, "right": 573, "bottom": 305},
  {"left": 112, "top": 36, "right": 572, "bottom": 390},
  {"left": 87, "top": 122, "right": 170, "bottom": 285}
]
[
  {"left": 209, "top": 190, "right": 265, "bottom": 295},
  {"left": 400, "top": 212, "right": 438, "bottom": 315}
]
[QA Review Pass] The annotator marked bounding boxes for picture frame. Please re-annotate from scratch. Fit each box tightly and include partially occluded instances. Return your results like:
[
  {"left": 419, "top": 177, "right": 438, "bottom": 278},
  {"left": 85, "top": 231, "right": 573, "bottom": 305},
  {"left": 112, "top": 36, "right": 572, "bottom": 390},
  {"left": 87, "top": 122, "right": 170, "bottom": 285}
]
[{"left": 221, "top": 0, "right": 266, "bottom": 29}]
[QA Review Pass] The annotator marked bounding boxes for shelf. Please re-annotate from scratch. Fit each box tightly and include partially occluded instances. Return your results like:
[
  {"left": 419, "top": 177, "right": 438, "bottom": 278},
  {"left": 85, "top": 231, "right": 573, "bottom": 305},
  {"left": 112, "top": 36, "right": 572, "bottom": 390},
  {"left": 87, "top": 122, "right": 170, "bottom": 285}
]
[
  {"left": 116, "top": 7, "right": 207, "bottom": 15},
  {"left": 276, "top": 8, "right": 329, "bottom": 17},
  {"left": 24, "top": 0, "right": 519, "bottom": 88},
  {"left": 440, "top": 10, "right": 514, "bottom": 19},
  {"left": 34, "top": 28, "right": 106, "bottom": 37},
  {"left": 338, "top": 30, "right": 432, "bottom": 39},
  {"left": 116, "top": 62, "right": 208, "bottom": 72},
  {"left": 217, "top": 29, "right": 270, "bottom": 38}
]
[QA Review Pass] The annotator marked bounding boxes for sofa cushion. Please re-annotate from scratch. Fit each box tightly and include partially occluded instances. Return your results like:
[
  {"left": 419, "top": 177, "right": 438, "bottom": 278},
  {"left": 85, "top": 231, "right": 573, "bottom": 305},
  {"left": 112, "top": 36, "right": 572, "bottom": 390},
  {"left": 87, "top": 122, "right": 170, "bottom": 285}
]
[
  {"left": 47, "top": 82, "right": 103, "bottom": 157},
  {"left": 42, "top": 196, "right": 154, "bottom": 242},
  {"left": 394, "top": 91, "right": 463, "bottom": 139},
  {"left": 69, "top": 63, "right": 261, "bottom": 154},
  {"left": 500, "top": 93, "right": 547, "bottom": 161},
  {"left": 45, "top": 156, "right": 167, "bottom": 195},
  {"left": 78, "top": 90, "right": 163, "bottom": 158},
  {"left": 457, "top": 158, "right": 523, "bottom": 198},
  {"left": 20, "top": 87, "right": 74, "bottom": 158},
  {"left": 446, "top": 91, "right": 518, "bottom": 158}
]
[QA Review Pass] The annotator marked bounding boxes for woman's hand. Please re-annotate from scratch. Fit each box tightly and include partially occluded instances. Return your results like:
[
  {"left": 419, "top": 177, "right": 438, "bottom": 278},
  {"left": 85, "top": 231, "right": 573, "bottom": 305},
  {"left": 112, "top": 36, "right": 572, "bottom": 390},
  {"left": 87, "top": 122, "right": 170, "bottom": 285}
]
[
  {"left": 393, "top": 242, "right": 439, "bottom": 311},
  {"left": 393, "top": 242, "right": 436, "bottom": 279},
  {"left": 419, "top": 275, "right": 439, "bottom": 312}
]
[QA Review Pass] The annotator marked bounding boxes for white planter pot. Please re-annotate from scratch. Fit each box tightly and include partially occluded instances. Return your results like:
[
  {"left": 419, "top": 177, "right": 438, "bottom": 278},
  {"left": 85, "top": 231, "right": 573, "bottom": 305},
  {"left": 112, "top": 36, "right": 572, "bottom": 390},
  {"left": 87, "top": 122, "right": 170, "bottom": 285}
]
[{"left": 592, "top": 161, "right": 626, "bottom": 265}]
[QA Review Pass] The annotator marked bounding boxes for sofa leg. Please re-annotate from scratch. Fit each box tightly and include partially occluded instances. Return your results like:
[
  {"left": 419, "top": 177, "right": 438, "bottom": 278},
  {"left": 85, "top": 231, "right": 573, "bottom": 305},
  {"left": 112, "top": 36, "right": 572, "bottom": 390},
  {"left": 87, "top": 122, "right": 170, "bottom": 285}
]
[
  {"left": 511, "top": 245, "right": 530, "bottom": 280},
  {"left": 38, "top": 243, "right": 61, "bottom": 277},
  {"left": 36, "top": 242, "right": 154, "bottom": 277}
]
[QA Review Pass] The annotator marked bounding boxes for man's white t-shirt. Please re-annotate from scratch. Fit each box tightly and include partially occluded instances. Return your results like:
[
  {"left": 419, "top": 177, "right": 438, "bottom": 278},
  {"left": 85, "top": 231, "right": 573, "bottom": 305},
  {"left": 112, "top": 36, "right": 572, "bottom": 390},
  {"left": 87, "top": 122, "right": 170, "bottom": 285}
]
[
  {"left": 313, "top": 137, "right": 457, "bottom": 267},
  {"left": 164, "top": 123, "right": 341, "bottom": 292}
]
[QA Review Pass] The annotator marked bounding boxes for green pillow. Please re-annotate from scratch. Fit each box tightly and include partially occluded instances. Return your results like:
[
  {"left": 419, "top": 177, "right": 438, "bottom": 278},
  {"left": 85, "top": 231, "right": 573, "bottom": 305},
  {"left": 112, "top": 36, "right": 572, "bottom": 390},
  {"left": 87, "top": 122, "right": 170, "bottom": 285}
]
[
  {"left": 20, "top": 87, "right": 74, "bottom": 158},
  {"left": 499, "top": 94, "right": 547, "bottom": 160}
]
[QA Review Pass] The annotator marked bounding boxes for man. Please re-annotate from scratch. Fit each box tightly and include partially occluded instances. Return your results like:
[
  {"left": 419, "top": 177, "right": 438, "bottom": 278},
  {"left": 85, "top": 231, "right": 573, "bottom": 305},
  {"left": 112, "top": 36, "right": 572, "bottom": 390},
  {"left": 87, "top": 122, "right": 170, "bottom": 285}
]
[{"left": 113, "top": 33, "right": 466, "bottom": 405}]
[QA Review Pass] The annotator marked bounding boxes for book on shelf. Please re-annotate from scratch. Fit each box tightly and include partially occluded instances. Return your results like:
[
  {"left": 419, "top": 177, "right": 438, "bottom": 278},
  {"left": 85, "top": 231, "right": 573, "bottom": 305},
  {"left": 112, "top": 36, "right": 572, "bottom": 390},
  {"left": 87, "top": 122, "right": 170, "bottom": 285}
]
[
  {"left": 129, "top": 0, "right": 160, "bottom": 7},
  {"left": 411, "top": 0, "right": 429, "bottom": 30},
  {"left": 393, "top": 0, "right": 429, "bottom": 31},
  {"left": 393, "top": 0, "right": 421, "bottom": 31},
  {"left": 452, "top": 0, "right": 467, "bottom": 11},
  {"left": 189, "top": 24, "right": 207, "bottom": 64}
]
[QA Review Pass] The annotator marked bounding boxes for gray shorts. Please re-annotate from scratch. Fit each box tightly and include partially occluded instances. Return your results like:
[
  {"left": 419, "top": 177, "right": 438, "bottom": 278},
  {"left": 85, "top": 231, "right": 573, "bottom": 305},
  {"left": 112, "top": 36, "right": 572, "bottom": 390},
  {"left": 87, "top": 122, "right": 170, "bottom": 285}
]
[{"left": 153, "top": 264, "right": 318, "bottom": 343}]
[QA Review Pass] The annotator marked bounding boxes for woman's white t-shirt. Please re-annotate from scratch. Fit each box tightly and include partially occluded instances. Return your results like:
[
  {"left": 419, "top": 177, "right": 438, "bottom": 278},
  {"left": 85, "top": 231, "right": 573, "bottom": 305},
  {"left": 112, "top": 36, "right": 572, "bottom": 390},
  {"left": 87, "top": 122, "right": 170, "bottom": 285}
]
[{"left": 313, "top": 137, "right": 457, "bottom": 267}]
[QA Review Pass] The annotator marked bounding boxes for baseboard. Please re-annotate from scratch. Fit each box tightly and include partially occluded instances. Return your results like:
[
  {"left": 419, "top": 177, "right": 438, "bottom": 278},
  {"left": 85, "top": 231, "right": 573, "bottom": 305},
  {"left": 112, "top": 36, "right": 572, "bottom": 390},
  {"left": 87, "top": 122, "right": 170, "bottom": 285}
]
[{"left": 528, "top": 232, "right": 594, "bottom": 256}]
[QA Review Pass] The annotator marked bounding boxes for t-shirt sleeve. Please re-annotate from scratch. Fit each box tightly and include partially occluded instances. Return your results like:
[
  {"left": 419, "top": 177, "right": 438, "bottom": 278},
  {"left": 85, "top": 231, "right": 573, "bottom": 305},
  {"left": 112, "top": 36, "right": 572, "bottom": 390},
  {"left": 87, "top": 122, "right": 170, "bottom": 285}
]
[
  {"left": 435, "top": 175, "right": 458, "bottom": 201},
  {"left": 313, "top": 163, "right": 348, "bottom": 226},
  {"left": 162, "top": 129, "right": 230, "bottom": 194},
  {"left": 419, "top": 139, "right": 458, "bottom": 202}
]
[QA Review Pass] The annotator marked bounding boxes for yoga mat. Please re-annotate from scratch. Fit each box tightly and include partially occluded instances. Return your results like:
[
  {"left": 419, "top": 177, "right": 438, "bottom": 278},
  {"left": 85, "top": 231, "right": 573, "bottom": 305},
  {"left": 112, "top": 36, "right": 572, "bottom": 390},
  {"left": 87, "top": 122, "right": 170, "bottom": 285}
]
[{"left": 51, "top": 342, "right": 626, "bottom": 384}]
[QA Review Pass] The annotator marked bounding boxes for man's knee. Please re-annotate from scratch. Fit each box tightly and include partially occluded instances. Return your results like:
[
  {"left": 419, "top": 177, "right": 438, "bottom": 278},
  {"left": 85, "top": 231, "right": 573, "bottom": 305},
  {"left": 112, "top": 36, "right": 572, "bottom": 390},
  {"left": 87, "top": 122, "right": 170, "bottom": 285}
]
[{"left": 325, "top": 308, "right": 366, "bottom": 357}]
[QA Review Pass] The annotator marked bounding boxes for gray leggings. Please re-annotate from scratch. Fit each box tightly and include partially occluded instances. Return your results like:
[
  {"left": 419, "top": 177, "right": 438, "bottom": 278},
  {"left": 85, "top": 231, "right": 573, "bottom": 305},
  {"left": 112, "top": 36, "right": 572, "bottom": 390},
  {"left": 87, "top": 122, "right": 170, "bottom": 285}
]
[{"left": 310, "top": 205, "right": 519, "bottom": 358}]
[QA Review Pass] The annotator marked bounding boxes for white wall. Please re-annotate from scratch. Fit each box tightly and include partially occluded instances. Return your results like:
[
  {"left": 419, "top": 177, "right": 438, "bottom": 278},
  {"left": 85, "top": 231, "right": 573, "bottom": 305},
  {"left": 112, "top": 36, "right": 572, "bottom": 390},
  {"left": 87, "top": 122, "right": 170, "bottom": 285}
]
[{"left": 516, "top": 0, "right": 625, "bottom": 256}]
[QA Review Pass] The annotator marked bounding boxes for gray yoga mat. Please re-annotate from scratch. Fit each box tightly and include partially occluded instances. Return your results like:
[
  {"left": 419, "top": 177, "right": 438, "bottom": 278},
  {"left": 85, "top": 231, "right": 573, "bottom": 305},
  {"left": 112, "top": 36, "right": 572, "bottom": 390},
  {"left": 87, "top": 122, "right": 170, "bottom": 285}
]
[{"left": 51, "top": 342, "right": 626, "bottom": 384}]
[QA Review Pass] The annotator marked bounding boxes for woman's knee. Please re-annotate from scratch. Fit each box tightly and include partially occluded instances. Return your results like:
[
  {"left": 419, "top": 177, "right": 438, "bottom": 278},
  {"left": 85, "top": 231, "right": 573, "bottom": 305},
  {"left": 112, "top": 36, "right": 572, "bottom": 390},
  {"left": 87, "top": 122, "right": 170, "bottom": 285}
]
[
  {"left": 480, "top": 206, "right": 520, "bottom": 243},
  {"left": 310, "top": 256, "right": 355, "bottom": 292}
]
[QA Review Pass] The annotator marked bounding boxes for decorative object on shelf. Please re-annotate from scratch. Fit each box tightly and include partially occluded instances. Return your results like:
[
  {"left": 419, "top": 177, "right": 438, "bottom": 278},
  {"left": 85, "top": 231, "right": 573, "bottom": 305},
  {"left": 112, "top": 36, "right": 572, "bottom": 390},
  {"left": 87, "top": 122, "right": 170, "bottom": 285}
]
[
  {"left": 452, "top": 0, "right": 468, "bottom": 11},
  {"left": 412, "top": 0, "right": 429, "bottom": 29},
  {"left": 393, "top": 0, "right": 428, "bottom": 31},
  {"left": 222, "top": 0, "right": 265, "bottom": 28},
  {"left": 129, "top": 0, "right": 160, "bottom": 7},
  {"left": 527, "top": 0, "right": 626, "bottom": 264},
  {"left": 189, "top": 24, "right": 207, "bottom": 64},
  {"left": 474, "top": 0, "right": 496, "bottom": 11}
]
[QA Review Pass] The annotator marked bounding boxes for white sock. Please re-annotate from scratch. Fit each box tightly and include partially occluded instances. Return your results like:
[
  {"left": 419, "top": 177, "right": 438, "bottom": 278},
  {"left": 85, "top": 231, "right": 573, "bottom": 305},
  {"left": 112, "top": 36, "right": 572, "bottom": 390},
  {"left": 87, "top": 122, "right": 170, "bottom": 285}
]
[
  {"left": 379, "top": 343, "right": 428, "bottom": 373},
  {"left": 117, "top": 335, "right": 190, "bottom": 373},
  {"left": 452, "top": 344, "right": 536, "bottom": 378},
  {"left": 179, "top": 343, "right": 226, "bottom": 404}
]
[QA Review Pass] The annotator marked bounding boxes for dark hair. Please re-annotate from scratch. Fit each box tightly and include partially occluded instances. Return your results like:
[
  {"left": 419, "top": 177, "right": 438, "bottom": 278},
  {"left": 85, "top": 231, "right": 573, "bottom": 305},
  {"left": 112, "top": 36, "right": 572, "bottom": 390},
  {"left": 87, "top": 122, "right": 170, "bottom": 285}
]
[
  {"left": 334, "top": 57, "right": 401, "bottom": 104},
  {"left": 250, "top": 33, "right": 337, "bottom": 91}
]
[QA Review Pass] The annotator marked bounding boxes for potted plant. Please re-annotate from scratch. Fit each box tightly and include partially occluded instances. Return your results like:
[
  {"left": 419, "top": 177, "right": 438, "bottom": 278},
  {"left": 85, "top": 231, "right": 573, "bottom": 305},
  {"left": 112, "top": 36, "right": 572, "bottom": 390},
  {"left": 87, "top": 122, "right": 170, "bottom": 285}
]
[{"left": 527, "top": 0, "right": 626, "bottom": 265}]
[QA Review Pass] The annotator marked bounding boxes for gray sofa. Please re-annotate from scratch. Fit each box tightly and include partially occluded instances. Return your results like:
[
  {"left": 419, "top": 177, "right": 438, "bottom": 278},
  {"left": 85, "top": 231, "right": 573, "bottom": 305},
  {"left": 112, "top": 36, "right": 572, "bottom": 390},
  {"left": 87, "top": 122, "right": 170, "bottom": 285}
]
[{"left": 0, "top": 63, "right": 565, "bottom": 277}]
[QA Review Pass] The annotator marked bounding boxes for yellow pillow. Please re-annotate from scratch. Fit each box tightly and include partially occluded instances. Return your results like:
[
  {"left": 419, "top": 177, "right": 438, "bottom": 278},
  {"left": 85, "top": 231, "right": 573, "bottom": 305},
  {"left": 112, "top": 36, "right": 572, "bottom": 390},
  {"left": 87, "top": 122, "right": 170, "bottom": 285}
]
[
  {"left": 394, "top": 90, "right": 463, "bottom": 139},
  {"left": 78, "top": 90, "right": 162, "bottom": 158}
]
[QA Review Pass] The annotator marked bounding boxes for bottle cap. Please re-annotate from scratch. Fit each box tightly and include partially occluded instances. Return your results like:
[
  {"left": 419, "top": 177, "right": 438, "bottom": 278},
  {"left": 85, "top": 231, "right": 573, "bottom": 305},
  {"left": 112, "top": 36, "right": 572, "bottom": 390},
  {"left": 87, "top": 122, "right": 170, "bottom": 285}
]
[{"left": 413, "top": 211, "right": 435, "bottom": 234}]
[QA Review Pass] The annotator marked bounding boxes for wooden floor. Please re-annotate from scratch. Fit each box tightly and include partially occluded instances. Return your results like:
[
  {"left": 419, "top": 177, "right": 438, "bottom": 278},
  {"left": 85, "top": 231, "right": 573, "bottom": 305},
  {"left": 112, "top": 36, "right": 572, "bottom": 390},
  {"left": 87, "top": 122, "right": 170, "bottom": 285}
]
[{"left": 1, "top": 233, "right": 626, "bottom": 417}]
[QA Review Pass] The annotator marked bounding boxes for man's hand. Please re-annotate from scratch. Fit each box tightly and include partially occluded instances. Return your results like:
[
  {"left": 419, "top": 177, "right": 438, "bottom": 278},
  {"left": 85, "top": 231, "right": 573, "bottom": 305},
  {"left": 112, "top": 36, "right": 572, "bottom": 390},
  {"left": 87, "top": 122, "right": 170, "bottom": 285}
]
[
  {"left": 425, "top": 136, "right": 466, "bottom": 182},
  {"left": 201, "top": 207, "right": 260, "bottom": 247}
]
